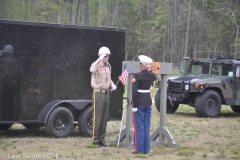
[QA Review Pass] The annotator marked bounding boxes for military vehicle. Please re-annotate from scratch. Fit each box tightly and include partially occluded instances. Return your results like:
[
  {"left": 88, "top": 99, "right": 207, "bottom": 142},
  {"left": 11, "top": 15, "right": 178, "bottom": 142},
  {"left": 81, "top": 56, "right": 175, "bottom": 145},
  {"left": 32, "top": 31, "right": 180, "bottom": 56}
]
[
  {"left": 155, "top": 54, "right": 240, "bottom": 117},
  {"left": 0, "top": 20, "right": 125, "bottom": 137}
]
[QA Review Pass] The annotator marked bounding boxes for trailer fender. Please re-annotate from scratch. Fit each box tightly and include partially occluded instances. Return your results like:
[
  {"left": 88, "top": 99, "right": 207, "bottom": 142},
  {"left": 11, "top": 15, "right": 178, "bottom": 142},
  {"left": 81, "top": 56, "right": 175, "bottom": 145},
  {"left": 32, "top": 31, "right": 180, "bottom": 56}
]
[{"left": 37, "top": 99, "right": 92, "bottom": 123}]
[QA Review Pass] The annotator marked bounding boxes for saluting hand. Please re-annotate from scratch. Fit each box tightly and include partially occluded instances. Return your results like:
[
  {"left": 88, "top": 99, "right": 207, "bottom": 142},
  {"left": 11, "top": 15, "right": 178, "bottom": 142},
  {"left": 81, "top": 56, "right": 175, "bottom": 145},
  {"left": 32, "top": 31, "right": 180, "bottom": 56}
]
[{"left": 99, "top": 54, "right": 106, "bottom": 61}]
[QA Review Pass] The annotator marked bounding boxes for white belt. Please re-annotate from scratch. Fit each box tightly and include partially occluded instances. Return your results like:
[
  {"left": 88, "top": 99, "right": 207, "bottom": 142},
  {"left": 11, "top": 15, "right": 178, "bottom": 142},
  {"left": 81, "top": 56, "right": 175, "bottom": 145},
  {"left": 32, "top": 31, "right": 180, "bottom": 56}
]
[{"left": 137, "top": 89, "right": 150, "bottom": 93}]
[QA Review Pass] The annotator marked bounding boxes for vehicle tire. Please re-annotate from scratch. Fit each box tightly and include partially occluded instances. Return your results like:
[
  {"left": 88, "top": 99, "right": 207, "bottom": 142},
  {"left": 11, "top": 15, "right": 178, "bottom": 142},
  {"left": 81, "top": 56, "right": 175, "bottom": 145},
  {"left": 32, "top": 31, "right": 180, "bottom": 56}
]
[
  {"left": 44, "top": 107, "right": 74, "bottom": 138},
  {"left": 22, "top": 123, "right": 41, "bottom": 129},
  {"left": 78, "top": 106, "right": 93, "bottom": 137},
  {"left": 230, "top": 106, "right": 240, "bottom": 113},
  {"left": 0, "top": 124, "right": 13, "bottom": 130},
  {"left": 155, "top": 89, "right": 179, "bottom": 113},
  {"left": 195, "top": 90, "right": 221, "bottom": 117}
]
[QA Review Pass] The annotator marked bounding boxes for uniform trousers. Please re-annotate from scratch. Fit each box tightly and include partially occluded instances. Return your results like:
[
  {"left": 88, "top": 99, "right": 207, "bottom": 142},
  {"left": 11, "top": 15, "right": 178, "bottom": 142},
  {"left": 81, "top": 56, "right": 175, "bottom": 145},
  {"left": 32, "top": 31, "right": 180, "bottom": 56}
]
[
  {"left": 132, "top": 106, "right": 151, "bottom": 154},
  {"left": 92, "top": 92, "right": 110, "bottom": 143}
]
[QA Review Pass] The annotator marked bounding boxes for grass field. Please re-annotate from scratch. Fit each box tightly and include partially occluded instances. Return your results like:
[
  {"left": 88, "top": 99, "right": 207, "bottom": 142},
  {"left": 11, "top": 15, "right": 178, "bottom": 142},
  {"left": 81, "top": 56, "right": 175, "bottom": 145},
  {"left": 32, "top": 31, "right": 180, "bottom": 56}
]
[
  {"left": 0, "top": 103, "right": 240, "bottom": 160},
  {"left": 1, "top": 72, "right": 240, "bottom": 160}
]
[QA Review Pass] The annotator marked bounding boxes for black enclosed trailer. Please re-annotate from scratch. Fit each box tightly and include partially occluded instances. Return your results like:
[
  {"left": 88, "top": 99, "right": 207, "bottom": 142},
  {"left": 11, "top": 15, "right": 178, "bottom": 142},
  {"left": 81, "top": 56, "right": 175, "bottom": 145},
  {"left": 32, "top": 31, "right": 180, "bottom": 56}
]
[{"left": 0, "top": 20, "right": 125, "bottom": 138}]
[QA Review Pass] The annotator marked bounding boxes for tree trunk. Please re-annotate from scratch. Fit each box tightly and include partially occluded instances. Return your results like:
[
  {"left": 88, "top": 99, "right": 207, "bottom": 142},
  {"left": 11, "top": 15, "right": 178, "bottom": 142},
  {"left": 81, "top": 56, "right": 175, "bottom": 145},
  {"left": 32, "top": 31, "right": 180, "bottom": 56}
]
[
  {"left": 82, "top": 0, "right": 89, "bottom": 25},
  {"left": 94, "top": 1, "right": 98, "bottom": 26},
  {"left": 74, "top": 0, "right": 81, "bottom": 25},
  {"left": 167, "top": 1, "right": 172, "bottom": 62},
  {"left": 136, "top": 0, "right": 145, "bottom": 20},
  {"left": 0, "top": 0, "right": 7, "bottom": 19},
  {"left": 147, "top": 0, "right": 154, "bottom": 58},
  {"left": 68, "top": 0, "right": 73, "bottom": 24},
  {"left": 57, "top": 0, "right": 61, "bottom": 23},
  {"left": 173, "top": 0, "right": 179, "bottom": 67},
  {"left": 162, "top": 27, "right": 167, "bottom": 62},
  {"left": 111, "top": 0, "right": 121, "bottom": 27},
  {"left": 184, "top": 0, "right": 191, "bottom": 57},
  {"left": 137, "top": 0, "right": 145, "bottom": 55},
  {"left": 24, "top": 0, "right": 28, "bottom": 20},
  {"left": 231, "top": 11, "right": 239, "bottom": 57}
]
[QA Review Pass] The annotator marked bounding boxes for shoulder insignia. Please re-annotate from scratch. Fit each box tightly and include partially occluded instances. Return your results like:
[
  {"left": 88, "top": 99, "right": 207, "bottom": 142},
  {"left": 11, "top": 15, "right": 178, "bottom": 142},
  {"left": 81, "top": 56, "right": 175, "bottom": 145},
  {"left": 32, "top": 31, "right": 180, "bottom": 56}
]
[{"left": 132, "top": 78, "right": 136, "bottom": 83}]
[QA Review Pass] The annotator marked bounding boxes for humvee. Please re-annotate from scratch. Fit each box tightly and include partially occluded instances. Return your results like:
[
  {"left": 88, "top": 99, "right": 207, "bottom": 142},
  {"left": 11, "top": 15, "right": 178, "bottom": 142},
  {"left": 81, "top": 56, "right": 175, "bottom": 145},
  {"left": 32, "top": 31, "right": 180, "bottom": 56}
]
[{"left": 155, "top": 54, "right": 240, "bottom": 117}]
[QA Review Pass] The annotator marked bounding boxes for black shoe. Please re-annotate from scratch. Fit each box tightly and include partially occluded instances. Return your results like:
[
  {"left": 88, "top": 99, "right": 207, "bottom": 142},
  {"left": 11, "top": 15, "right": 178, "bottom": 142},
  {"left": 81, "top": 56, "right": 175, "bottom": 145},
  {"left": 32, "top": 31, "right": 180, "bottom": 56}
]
[
  {"left": 132, "top": 151, "right": 144, "bottom": 154},
  {"left": 93, "top": 142, "right": 100, "bottom": 147},
  {"left": 99, "top": 141, "right": 109, "bottom": 147}
]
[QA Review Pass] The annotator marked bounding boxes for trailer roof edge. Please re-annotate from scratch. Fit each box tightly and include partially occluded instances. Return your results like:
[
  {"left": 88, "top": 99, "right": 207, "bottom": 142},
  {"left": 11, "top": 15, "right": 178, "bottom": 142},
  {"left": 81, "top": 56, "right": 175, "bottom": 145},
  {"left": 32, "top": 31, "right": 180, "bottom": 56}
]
[{"left": 0, "top": 19, "right": 126, "bottom": 32}]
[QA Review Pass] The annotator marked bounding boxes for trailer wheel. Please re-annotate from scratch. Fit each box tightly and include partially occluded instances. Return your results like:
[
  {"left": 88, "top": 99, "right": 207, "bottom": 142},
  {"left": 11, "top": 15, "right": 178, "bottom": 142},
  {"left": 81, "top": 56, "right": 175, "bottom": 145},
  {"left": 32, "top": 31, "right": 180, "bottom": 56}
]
[
  {"left": 44, "top": 107, "right": 74, "bottom": 138},
  {"left": 0, "top": 124, "right": 13, "bottom": 130},
  {"left": 155, "top": 89, "right": 179, "bottom": 113},
  {"left": 22, "top": 123, "right": 41, "bottom": 129},
  {"left": 78, "top": 106, "right": 93, "bottom": 137},
  {"left": 230, "top": 106, "right": 240, "bottom": 113},
  {"left": 195, "top": 90, "right": 221, "bottom": 117}
]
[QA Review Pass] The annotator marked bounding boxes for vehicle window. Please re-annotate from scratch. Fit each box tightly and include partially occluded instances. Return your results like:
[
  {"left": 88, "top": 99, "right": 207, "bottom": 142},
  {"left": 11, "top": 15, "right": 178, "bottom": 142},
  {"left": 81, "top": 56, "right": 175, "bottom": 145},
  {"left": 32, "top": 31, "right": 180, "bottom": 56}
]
[
  {"left": 211, "top": 63, "right": 220, "bottom": 75},
  {"left": 221, "top": 64, "right": 233, "bottom": 76},
  {"left": 188, "top": 62, "right": 210, "bottom": 74}
]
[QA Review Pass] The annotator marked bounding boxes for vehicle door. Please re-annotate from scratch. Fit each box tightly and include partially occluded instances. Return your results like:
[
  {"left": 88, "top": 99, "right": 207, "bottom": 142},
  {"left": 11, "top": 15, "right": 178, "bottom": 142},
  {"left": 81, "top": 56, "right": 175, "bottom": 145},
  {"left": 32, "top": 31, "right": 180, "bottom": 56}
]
[
  {"left": 220, "top": 63, "right": 235, "bottom": 105},
  {"left": 233, "top": 65, "right": 240, "bottom": 105}
]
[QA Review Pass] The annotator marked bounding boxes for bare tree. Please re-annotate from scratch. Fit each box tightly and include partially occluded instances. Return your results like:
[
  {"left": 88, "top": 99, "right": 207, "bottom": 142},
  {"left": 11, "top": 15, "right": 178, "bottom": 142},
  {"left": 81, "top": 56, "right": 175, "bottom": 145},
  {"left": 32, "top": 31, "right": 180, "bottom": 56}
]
[
  {"left": 94, "top": 1, "right": 99, "bottom": 26},
  {"left": 111, "top": 0, "right": 121, "bottom": 27},
  {"left": 147, "top": 0, "right": 154, "bottom": 58},
  {"left": 82, "top": 0, "right": 89, "bottom": 25},
  {"left": 184, "top": 0, "right": 192, "bottom": 57},
  {"left": 137, "top": 0, "right": 145, "bottom": 55},
  {"left": 57, "top": 0, "right": 61, "bottom": 23},
  {"left": 136, "top": 0, "right": 145, "bottom": 20},
  {"left": 67, "top": 0, "right": 73, "bottom": 24},
  {"left": 74, "top": 0, "right": 81, "bottom": 25},
  {"left": 228, "top": 10, "right": 240, "bottom": 57},
  {"left": 173, "top": 0, "right": 179, "bottom": 67},
  {"left": 24, "top": 0, "right": 28, "bottom": 20}
]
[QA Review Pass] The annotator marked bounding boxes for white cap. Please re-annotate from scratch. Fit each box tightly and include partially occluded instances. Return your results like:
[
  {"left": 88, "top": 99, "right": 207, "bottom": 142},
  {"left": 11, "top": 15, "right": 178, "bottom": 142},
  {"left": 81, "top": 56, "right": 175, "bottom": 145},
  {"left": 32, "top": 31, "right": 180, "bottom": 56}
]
[{"left": 138, "top": 55, "right": 153, "bottom": 64}]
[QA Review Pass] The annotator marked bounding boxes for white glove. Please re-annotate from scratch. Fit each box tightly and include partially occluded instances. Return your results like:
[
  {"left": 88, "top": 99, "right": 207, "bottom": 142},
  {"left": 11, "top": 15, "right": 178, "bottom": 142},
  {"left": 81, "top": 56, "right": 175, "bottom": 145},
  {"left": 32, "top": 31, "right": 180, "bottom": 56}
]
[
  {"left": 111, "top": 82, "right": 117, "bottom": 91},
  {"left": 132, "top": 108, "right": 138, "bottom": 112},
  {"left": 99, "top": 54, "right": 106, "bottom": 61}
]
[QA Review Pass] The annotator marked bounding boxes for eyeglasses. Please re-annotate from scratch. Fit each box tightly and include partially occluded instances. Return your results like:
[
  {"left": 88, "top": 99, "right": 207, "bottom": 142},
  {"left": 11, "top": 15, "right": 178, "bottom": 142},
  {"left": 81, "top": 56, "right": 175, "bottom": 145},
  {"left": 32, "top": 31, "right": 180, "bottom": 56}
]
[{"left": 104, "top": 55, "right": 110, "bottom": 58}]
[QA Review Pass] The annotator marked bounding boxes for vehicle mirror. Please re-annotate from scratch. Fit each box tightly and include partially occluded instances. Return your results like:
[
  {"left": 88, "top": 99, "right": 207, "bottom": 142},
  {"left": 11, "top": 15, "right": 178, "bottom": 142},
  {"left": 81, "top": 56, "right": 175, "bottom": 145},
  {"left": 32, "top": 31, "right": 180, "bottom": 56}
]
[
  {"left": 179, "top": 62, "right": 183, "bottom": 73},
  {"left": 183, "top": 57, "right": 190, "bottom": 74},
  {"left": 236, "top": 67, "right": 240, "bottom": 78}
]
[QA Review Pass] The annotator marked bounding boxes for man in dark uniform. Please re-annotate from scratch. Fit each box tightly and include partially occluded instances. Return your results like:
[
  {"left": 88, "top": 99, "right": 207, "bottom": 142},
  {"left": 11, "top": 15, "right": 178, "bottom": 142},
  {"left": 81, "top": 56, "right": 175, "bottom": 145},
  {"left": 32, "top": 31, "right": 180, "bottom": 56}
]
[
  {"left": 90, "top": 46, "right": 117, "bottom": 147},
  {"left": 131, "top": 55, "right": 157, "bottom": 154},
  {"left": 0, "top": 45, "right": 22, "bottom": 120}
]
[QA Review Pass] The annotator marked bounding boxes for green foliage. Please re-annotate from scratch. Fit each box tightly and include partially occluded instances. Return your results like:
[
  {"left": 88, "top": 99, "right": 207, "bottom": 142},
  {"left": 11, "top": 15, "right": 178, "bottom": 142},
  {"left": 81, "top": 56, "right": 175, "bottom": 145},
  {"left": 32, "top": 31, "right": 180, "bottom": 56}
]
[
  {"left": 0, "top": 0, "right": 240, "bottom": 64},
  {"left": 153, "top": 0, "right": 168, "bottom": 43}
]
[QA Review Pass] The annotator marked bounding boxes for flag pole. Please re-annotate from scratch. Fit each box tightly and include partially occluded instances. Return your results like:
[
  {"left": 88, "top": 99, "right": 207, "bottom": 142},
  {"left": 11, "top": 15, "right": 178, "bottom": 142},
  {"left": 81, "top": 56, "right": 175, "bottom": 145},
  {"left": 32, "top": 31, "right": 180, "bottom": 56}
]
[{"left": 115, "top": 79, "right": 120, "bottom": 85}]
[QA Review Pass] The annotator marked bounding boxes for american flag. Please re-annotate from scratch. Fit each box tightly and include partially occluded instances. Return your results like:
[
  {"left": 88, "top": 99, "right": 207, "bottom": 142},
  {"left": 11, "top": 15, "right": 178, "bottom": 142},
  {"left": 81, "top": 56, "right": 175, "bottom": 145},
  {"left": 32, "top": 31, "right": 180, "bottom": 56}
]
[{"left": 118, "top": 62, "right": 132, "bottom": 85}]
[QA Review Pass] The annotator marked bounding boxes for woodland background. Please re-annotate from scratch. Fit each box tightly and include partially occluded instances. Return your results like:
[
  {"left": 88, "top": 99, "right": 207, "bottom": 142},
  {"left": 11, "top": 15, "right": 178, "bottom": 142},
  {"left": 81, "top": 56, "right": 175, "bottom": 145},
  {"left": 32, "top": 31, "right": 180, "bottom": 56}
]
[{"left": 0, "top": 0, "right": 240, "bottom": 68}]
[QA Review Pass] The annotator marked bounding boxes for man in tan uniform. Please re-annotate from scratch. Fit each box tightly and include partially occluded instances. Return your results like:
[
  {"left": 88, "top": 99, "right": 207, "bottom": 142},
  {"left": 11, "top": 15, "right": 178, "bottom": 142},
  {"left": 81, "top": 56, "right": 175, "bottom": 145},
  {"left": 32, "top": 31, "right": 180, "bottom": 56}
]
[{"left": 90, "top": 46, "right": 117, "bottom": 147}]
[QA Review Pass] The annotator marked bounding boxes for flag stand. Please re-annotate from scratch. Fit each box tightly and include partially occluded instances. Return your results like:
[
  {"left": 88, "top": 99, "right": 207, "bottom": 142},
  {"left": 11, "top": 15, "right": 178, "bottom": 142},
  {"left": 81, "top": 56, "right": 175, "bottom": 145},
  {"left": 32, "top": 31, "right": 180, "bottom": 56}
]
[
  {"left": 112, "top": 61, "right": 139, "bottom": 148},
  {"left": 150, "top": 63, "right": 179, "bottom": 148},
  {"left": 112, "top": 62, "right": 179, "bottom": 148}
]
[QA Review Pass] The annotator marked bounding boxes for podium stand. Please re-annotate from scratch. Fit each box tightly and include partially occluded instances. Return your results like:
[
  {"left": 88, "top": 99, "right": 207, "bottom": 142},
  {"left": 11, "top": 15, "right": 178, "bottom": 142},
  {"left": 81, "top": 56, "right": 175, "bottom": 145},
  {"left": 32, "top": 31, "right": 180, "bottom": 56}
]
[
  {"left": 150, "top": 63, "right": 179, "bottom": 148},
  {"left": 112, "top": 61, "right": 179, "bottom": 148}
]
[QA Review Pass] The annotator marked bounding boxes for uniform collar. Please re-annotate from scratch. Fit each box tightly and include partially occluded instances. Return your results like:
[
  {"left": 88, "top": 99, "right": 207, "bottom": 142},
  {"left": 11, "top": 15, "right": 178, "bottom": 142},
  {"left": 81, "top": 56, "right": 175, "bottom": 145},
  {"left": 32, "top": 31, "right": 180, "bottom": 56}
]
[{"left": 100, "top": 61, "right": 109, "bottom": 66}]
